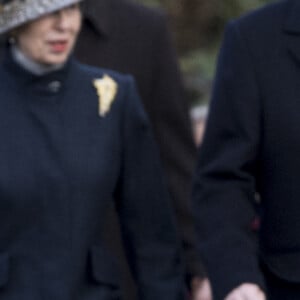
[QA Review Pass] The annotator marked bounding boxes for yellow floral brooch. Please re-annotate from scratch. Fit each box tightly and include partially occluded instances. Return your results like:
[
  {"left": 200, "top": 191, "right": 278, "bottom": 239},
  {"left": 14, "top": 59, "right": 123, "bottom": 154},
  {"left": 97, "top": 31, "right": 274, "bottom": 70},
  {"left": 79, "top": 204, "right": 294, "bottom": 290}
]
[{"left": 93, "top": 75, "right": 118, "bottom": 117}]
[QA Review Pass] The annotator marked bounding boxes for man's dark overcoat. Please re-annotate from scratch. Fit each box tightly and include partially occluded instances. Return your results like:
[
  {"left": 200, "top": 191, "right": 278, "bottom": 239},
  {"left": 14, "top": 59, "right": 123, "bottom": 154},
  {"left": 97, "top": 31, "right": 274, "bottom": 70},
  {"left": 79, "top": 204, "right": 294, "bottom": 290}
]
[
  {"left": 0, "top": 49, "right": 185, "bottom": 300},
  {"left": 73, "top": 0, "right": 203, "bottom": 297},
  {"left": 193, "top": 0, "right": 300, "bottom": 299}
]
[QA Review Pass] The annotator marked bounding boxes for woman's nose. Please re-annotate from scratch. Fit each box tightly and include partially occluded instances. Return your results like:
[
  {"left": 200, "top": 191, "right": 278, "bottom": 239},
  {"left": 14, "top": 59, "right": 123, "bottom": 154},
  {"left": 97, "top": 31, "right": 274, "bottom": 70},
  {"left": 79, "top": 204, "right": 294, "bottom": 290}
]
[{"left": 55, "top": 11, "right": 72, "bottom": 31}]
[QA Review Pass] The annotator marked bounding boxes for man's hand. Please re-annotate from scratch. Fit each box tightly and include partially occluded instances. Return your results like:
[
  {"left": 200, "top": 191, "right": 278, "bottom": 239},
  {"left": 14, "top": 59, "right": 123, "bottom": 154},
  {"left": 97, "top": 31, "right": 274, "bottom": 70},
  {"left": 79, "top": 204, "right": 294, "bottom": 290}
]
[
  {"left": 225, "top": 283, "right": 266, "bottom": 300},
  {"left": 190, "top": 277, "right": 212, "bottom": 300}
]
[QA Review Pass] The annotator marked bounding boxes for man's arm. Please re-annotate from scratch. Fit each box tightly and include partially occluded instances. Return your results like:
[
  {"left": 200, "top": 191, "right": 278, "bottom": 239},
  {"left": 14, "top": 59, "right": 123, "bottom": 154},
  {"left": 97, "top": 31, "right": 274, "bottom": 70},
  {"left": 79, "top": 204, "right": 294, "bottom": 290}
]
[
  {"left": 192, "top": 20, "right": 266, "bottom": 299},
  {"left": 148, "top": 12, "right": 207, "bottom": 284}
]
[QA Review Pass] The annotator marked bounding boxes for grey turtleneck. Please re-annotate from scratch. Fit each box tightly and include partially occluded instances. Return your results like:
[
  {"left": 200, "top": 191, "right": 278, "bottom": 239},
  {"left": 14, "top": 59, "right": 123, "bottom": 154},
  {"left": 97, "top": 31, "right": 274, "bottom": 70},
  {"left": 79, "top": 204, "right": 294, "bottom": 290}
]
[{"left": 11, "top": 45, "right": 65, "bottom": 76}]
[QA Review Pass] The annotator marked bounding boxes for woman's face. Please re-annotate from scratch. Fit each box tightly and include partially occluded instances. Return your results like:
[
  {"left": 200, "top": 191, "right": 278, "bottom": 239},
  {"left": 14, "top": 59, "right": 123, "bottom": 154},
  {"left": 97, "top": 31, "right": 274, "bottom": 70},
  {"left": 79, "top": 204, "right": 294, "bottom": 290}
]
[{"left": 16, "top": 4, "right": 81, "bottom": 65}]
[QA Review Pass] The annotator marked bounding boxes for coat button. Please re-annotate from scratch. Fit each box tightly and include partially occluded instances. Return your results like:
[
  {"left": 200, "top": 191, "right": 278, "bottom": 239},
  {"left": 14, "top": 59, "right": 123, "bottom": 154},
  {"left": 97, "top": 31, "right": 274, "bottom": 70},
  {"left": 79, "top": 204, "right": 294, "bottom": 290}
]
[{"left": 48, "top": 81, "right": 62, "bottom": 93}]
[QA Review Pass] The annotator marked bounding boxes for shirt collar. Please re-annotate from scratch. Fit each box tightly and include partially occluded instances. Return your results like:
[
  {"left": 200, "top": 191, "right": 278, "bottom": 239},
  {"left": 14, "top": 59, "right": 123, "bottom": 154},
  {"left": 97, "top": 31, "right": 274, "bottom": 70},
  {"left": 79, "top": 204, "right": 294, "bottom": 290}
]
[
  {"left": 11, "top": 45, "right": 65, "bottom": 76},
  {"left": 2, "top": 45, "right": 75, "bottom": 90}
]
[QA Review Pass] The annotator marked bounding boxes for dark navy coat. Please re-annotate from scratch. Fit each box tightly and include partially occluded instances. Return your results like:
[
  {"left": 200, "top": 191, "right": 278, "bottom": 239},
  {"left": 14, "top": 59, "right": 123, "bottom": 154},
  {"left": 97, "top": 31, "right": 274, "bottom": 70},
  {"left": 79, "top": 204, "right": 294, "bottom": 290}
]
[
  {"left": 193, "top": 0, "right": 300, "bottom": 299},
  {"left": 75, "top": 0, "right": 202, "bottom": 292},
  {"left": 0, "top": 51, "right": 185, "bottom": 300},
  {"left": 0, "top": 2, "right": 202, "bottom": 298}
]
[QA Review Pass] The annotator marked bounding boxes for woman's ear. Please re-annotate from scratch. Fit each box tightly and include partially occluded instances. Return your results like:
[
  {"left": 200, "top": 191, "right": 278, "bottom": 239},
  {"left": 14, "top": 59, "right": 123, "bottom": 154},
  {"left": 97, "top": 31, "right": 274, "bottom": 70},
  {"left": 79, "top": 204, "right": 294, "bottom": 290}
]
[
  {"left": 7, "top": 28, "right": 20, "bottom": 45},
  {"left": 8, "top": 31, "right": 16, "bottom": 44}
]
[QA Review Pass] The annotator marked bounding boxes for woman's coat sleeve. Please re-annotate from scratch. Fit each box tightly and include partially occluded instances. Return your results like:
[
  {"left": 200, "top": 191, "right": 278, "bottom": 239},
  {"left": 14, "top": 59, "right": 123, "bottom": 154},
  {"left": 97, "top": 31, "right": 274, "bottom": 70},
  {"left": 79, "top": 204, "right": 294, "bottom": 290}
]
[{"left": 115, "top": 76, "right": 186, "bottom": 300}]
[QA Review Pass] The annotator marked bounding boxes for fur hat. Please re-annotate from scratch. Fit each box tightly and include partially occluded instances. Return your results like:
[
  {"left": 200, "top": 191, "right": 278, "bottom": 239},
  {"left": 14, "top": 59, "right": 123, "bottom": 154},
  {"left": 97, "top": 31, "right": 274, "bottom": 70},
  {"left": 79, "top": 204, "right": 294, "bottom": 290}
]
[{"left": 0, "top": 0, "right": 82, "bottom": 34}]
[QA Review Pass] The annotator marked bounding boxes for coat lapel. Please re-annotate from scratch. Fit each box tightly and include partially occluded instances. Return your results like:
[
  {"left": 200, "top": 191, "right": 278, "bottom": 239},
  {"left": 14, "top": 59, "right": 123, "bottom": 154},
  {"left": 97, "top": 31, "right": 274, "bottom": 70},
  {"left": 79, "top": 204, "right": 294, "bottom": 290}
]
[
  {"left": 284, "top": 0, "right": 300, "bottom": 65},
  {"left": 81, "top": 0, "right": 115, "bottom": 38}
]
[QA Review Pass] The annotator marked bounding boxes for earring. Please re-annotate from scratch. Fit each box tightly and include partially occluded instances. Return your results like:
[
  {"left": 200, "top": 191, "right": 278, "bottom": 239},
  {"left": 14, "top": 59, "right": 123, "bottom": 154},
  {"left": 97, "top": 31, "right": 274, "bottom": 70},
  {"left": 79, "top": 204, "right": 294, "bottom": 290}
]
[{"left": 8, "top": 36, "right": 16, "bottom": 44}]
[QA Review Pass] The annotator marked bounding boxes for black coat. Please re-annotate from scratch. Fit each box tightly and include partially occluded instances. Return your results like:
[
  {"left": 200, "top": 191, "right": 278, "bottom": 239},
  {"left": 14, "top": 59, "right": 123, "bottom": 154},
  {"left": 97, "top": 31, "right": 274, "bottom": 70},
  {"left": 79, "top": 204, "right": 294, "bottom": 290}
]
[
  {"left": 0, "top": 50, "right": 185, "bottom": 300},
  {"left": 0, "top": 1, "right": 202, "bottom": 297},
  {"left": 74, "top": 0, "right": 203, "bottom": 295},
  {"left": 193, "top": 0, "right": 300, "bottom": 299}
]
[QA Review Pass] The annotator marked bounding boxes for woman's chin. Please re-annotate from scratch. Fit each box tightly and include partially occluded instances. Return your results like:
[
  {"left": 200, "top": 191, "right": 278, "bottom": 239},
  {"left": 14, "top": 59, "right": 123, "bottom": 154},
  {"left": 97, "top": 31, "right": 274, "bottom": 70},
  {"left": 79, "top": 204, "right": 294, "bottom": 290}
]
[{"left": 40, "top": 53, "right": 69, "bottom": 66}]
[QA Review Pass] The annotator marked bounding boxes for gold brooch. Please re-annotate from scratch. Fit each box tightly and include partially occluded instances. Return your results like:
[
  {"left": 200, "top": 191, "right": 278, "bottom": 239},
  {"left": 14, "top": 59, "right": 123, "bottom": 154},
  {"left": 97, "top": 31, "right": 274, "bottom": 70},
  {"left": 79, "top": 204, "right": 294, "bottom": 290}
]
[{"left": 93, "top": 75, "right": 118, "bottom": 117}]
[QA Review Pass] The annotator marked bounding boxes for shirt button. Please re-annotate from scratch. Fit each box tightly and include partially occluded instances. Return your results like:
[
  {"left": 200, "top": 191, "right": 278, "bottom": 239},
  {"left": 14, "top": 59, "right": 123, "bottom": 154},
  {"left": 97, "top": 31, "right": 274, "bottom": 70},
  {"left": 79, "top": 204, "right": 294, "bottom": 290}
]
[{"left": 48, "top": 81, "right": 62, "bottom": 93}]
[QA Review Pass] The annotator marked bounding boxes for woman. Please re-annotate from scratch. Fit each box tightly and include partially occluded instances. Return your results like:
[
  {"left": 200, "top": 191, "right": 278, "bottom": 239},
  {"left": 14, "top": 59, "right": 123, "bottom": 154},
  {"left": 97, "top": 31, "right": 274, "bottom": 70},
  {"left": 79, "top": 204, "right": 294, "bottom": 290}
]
[{"left": 0, "top": 0, "right": 185, "bottom": 299}]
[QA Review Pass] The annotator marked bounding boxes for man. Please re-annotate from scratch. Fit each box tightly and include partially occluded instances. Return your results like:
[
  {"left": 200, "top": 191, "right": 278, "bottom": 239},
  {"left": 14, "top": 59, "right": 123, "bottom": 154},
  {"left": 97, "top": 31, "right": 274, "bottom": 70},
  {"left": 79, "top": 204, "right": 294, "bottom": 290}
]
[
  {"left": 73, "top": 0, "right": 209, "bottom": 299},
  {"left": 193, "top": 0, "right": 300, "bottom": 299}
]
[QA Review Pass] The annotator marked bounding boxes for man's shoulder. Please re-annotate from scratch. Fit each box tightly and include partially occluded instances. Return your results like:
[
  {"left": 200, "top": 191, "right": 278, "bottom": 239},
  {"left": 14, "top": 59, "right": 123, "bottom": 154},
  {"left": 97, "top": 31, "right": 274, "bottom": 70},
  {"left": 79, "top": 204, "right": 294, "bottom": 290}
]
[
  {"left": 82, "top": 0, "right": 168, "bottom": 42},
  {"left": 106, "top": 0, "right": 170, "bottom": 46},
  {"left": 114, "top": 0, "right": 166, "bottom": 24},
  {"left": 234, "top": 0, "right": 289, "bottom": 34},
  {"left": 223, "top": 0, "right": 293, "bottom": 55}
]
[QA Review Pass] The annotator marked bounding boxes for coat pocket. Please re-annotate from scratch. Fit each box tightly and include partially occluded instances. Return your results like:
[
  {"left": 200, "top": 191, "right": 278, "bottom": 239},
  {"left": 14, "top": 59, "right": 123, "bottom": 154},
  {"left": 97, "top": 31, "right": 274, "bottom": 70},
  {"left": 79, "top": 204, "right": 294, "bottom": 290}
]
[
  {"left": 89, "top": 245, "right": 120, "bottom": 289},
  {"left": 0, "top": 252, "right": 9, "bottom": 288}
]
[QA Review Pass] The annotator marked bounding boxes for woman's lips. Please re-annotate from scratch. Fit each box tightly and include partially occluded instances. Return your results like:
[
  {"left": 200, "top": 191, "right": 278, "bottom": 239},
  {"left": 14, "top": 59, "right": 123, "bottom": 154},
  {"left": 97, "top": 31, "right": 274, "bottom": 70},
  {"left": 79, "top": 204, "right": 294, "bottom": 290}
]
[{"left": 48, "top": 40, "right": 68, "bottom": 53}]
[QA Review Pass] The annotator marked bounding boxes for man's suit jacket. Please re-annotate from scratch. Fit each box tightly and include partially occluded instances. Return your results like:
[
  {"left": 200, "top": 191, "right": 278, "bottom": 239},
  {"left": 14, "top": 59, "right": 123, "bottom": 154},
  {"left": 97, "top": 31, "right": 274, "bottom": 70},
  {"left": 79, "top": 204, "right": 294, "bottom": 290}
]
[
  {"left": 193, "top": 0, "right": 300, "bottom": 299},
  {"left": 73, "top": 0, "right": 203, "bottom": 297}
]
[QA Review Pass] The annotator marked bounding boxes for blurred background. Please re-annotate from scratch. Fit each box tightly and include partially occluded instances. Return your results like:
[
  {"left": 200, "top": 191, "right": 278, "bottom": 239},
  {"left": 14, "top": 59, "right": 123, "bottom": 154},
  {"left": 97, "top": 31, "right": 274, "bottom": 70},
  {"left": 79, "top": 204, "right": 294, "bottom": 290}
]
[
  {"left": 137, "top": 0, "right": 272, "bottom": 106},
  {"left": 136, "top": 0, "right": 272, "bottom": 143}
]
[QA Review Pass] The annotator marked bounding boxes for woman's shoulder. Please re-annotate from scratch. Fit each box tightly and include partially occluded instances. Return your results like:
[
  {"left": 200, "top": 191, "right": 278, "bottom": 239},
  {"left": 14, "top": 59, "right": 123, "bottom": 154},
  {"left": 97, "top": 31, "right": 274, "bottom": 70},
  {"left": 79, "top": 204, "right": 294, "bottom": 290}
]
[
  {"left": 70, "top": 60, "right": 141, "bottom": 117},
  {"left": 73, "top": 61, "right": 134, "bottom": 87}
]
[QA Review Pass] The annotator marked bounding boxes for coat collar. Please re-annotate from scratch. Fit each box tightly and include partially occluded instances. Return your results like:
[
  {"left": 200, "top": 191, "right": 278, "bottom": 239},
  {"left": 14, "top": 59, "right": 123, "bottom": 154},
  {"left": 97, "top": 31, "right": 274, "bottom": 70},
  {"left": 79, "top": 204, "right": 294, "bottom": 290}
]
[
  {"left": 284, "top": 0, "right": 300, "bottom": 33},
  {"left": 283, "top": 0, "right": 300, "bottom": 65},
  {"left": 2, "top": 45, "right": 75, "bottom": 92},
  {"left": 82, "top": 0, "right": 115, "bottom": 37}
]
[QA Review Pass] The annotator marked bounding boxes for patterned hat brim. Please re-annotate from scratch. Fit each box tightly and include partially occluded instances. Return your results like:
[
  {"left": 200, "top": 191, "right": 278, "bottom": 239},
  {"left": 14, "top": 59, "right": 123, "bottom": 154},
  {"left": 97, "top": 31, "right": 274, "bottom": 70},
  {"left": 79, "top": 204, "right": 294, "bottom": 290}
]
[{"left": 0, "top": 0, "right": 83, "bottom": 35}]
